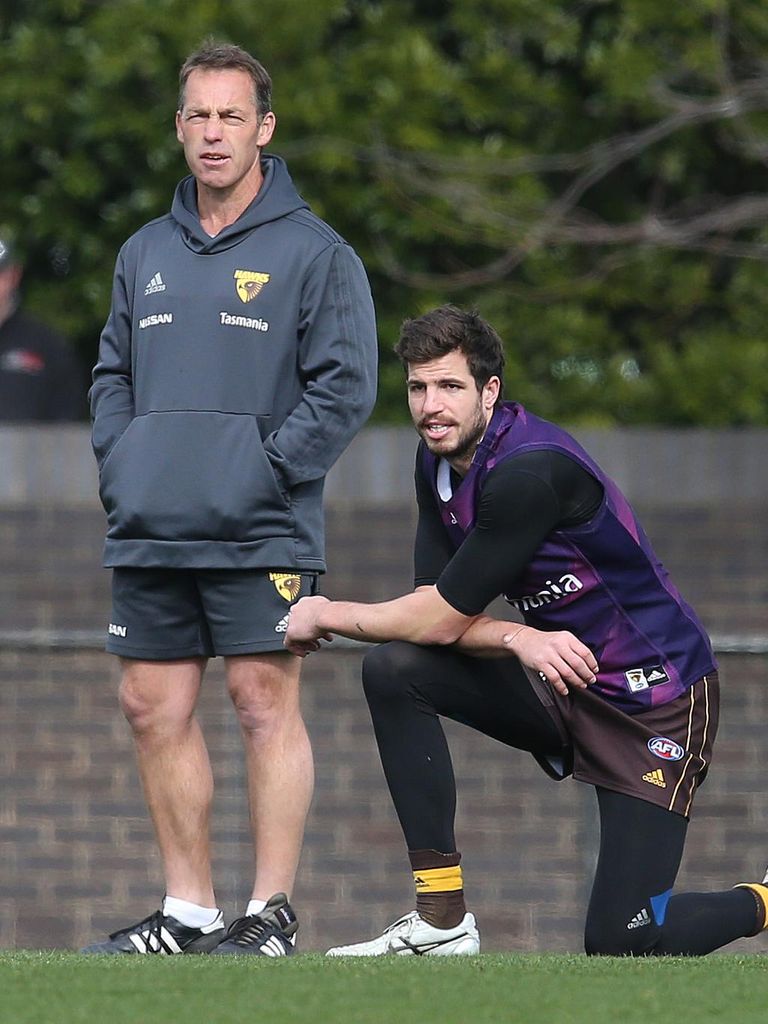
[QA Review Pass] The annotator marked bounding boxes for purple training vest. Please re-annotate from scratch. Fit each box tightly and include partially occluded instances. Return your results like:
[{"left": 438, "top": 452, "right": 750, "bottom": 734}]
[{"left": 420, "top": 402, "right": 716, "bottom": 714}]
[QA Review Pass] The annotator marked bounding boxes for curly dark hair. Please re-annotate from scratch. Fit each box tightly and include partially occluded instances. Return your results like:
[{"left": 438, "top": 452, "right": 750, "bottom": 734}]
[{"left": 394, "top": 304, "right": 505, "bottom": 398}]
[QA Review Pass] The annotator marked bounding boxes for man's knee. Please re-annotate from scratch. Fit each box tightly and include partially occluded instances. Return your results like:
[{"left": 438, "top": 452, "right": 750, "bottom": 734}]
[
  {"left": 584, "top": 916, "right": 660, "bottom": 957},
  {"left": 362, "top": 641, "right": 425, "bottom": 707},
  {"left": 227, "top": 657, "right": 301, "bottom": 735},
  {"left": 118, "top": 671, "right": 197, "bottom": 735}
]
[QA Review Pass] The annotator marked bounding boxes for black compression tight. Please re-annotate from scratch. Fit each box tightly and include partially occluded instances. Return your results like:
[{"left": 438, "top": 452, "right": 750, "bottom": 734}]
[
  {"left": 362, "top": 640, "right": 564, "bottom": 851},
  {"left": 362, "top": 641, "right": 760, "bottom": 955},
  {"left": 586, "top": 788, "right": 757, "bottom": 955}
]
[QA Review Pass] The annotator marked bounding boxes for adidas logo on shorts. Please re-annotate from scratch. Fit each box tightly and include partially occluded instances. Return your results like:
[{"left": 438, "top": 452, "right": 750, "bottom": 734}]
[
  {"left": 274, "top": 613, "right": 290, "bottom": 633},
  {"left": 642, "top": 768, "right": 666, "bottom": 788}
]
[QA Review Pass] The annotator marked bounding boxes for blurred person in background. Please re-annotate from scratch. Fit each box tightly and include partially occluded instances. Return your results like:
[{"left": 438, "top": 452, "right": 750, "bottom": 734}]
[
  {"left": 286, "top": 304, "right": 768, "bottom": 959},
  {"left": 83, "top": 39, "right": 377, "bottom": 957},
  {"left": 0, "top": 236, "right": 84, "bottom": 421}
]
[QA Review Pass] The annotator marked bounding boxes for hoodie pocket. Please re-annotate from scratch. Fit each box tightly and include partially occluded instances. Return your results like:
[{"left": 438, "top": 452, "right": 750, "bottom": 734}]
[{"left": 98, "top": 411, "right": 292, "bottom": 542}]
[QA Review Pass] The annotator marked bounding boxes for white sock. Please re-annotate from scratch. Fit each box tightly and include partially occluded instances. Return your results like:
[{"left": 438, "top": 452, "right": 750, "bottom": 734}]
[
  {"left": 163, "top": 896, "right": 223, "bottom": 929},
  {"left": 246, "top": 898, "right": 268, "bottom": 917}
]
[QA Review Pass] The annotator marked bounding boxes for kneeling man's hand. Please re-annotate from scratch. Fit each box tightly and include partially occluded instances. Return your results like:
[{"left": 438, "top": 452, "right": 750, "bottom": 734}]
[{"left": 284, "top": 595, "right": 333, "bottom": 657}]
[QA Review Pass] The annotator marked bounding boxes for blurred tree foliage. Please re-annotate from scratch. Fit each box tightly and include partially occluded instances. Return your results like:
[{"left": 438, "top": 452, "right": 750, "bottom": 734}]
[{"left": 2, "top": 0, "right": 768, "bottom": 424}]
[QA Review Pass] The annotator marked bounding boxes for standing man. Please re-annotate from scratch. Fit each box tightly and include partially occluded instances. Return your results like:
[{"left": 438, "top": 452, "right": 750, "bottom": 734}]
[
  {"left": 286, "top": 305, "right": 768, "bottom": 957},
  {"left": 0, "top": 236, "right": 84, "bottom": 421},
  {"left": 84, "top": 40, "right": 377, "bottom": 956}
]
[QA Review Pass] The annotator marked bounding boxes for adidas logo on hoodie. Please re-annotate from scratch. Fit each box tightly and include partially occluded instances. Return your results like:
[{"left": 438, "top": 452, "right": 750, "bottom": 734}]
[{"left": 144, "top": 272, "right": 166, "bottom": 295}]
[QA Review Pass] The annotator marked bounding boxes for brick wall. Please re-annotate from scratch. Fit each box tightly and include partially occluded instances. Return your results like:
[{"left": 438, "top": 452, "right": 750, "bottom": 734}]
[
  {"left": 1, "top": 493, "right": 767, "bottom": 953},
  {"left": 1, "top": 646, "right": 767, "bottom": 954},
  {"left": 2, "top": 500, "right": 766, "bottom": 638}
]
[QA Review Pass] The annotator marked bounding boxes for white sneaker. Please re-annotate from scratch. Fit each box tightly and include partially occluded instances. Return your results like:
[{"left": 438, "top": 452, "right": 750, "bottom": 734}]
[{"left": 326, "top": 910, "right": 480, "bottom": 957}]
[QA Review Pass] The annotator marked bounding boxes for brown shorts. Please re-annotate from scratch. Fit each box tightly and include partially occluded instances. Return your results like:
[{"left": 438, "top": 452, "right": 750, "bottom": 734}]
[{"left": 528, "top": 670, "right": 719, "bottom": 818}]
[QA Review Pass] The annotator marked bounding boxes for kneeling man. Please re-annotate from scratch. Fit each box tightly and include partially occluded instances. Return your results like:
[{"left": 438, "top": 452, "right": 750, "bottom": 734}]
[{"left": 286, "top": 304, "right": 768, "bottom": 957}]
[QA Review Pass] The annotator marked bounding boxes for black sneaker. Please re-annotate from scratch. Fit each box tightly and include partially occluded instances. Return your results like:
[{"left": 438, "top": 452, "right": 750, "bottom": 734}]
[
  {"left": 81, "top": 909, "right": 225, "bottom": 955},
  {"left": 211, "top": 893, "right": 298, "bottom": 956}
]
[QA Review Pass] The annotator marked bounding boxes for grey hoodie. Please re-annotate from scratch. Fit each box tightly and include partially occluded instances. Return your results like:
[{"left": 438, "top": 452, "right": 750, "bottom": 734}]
[{"left": 90, "top": 154, "right": 377, "bottom": 571}]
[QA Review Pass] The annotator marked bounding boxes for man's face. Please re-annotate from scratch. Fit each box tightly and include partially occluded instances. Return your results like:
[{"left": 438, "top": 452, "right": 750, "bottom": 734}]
[
  {"left": 406, "top": 350, "right": 500, "bottom": 472},
  {"left": 175, "top": 68, "right": 275, "bottom": 196}
]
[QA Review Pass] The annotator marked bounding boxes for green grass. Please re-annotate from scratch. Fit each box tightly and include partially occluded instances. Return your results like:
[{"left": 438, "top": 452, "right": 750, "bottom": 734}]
[{"left": 1, "top": 952, "right": 766, "bottom": 1024}]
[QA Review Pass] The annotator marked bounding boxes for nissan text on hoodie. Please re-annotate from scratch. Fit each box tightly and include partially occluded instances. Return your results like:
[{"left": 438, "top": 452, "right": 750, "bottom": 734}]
[{"left": 90, "top": 154, "right": 378, "bottom": 572}]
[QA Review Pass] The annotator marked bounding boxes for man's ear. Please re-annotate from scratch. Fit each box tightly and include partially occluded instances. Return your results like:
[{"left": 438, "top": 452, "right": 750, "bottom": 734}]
[
  {"left": 257, "top": 111, "right": 276, "bottom": 147},
  {"left": 484, "top": 375, "right": 501, "bottom": 408}
]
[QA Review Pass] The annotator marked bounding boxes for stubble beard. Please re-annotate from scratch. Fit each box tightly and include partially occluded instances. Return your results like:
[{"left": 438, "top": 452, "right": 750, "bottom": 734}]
[{"left": 420, "top": 401, "right": 488, "bottom": 466}]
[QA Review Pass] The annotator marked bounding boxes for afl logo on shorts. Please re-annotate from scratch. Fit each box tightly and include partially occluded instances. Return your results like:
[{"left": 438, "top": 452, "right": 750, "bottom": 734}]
[{"left": 647, "top": 736, "right": 685, "bottom": 761}]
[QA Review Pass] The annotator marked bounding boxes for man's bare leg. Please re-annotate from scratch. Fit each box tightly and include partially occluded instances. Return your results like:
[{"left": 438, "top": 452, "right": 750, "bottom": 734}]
[
  {"left": 226, "top": 652, "right": 313, "bottom": 901},
  {"left": 119, "top": 657, "right": 216, "bottom": 907}
]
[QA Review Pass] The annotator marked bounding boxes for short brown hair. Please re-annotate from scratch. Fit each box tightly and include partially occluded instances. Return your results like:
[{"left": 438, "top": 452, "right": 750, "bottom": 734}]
[
  {"left": 178, "top": 39, "right": 272, "bottom": 117},
  {"left": 394, "top": 305, "right": 505, "bottom": 397}
]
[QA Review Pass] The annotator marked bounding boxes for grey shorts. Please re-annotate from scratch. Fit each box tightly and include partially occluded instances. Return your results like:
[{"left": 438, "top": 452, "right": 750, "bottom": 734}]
[{"left": 107, "top": 567, "right": 318, "bottom": 660}]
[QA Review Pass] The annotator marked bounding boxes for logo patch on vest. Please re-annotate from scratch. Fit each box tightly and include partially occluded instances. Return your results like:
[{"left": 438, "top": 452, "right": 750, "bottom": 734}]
[{"left": 625, "top": 665, "right": 669, "bottom": 692}]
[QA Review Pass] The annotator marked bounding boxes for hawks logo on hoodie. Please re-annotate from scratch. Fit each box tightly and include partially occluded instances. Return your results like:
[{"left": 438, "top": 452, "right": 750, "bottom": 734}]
[{"left": 234, "top": 270, "right": 270, "bottom": 303}]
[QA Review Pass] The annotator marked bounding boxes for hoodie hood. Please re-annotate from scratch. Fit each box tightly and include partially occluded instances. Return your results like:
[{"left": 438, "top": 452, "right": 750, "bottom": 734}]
[{"left": 170, "top": 153, "right": 310, "bottom": 255}]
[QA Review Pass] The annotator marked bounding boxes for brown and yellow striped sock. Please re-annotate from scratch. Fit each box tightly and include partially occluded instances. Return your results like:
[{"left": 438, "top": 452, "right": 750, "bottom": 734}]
[
  {"left": 734, "top": 882, "right": 768, "bottom": 936},
  {"left": 409, "top": 849, "right": 466, "bottom": 929}
]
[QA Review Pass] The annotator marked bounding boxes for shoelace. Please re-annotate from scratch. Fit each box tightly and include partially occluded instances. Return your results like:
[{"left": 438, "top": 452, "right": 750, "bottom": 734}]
[
  {"left": 383, "top": 911, "right": 419, "bottom": 936},
  {"left": 225, "top": 914, "right": 279, "bottom": 947},
  {"left": 110, "top": 910, "right": 165, "bottom": 941}
]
